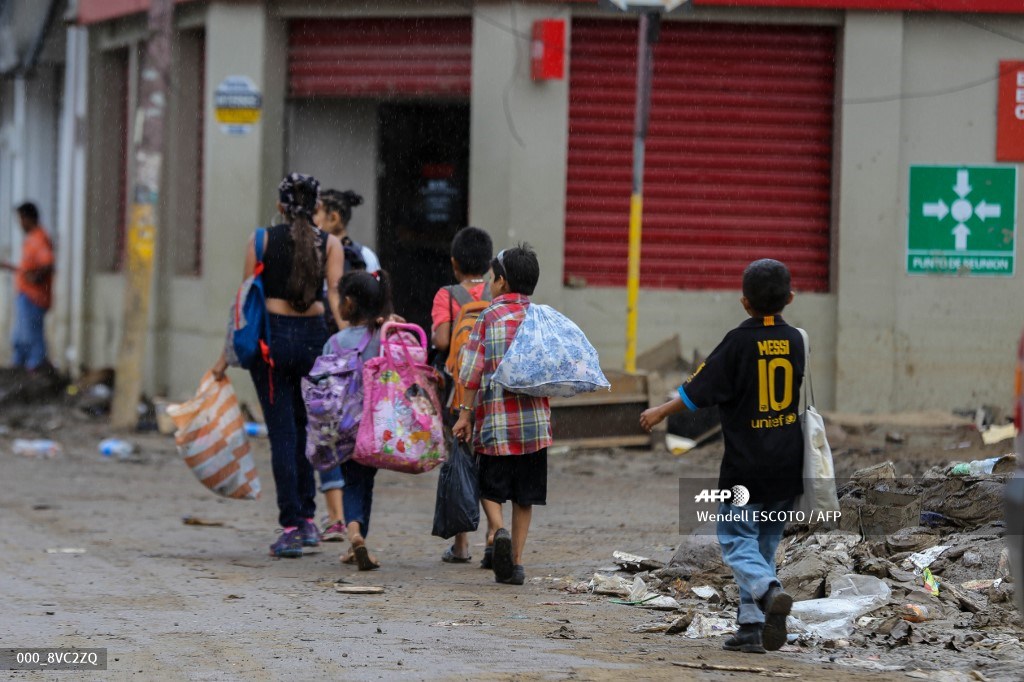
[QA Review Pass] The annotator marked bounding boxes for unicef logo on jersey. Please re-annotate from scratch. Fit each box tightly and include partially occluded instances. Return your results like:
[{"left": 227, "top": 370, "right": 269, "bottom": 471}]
[{"left": 694, "top": 485, "right": 750, "bottom": 507}]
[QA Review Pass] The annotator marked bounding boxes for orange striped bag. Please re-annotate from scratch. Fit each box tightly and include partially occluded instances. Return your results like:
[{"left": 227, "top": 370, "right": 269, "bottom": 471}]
[{"left": 167, "top": 372, "right": 261, "bottom": 500}]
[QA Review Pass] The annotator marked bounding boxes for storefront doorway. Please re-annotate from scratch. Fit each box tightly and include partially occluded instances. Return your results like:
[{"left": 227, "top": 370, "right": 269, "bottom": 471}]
[{"left": 376, "top": 102, "right": 471, "bottom": 335}]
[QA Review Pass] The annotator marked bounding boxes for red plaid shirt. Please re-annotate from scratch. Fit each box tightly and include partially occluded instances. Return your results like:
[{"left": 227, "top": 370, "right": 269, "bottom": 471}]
[{"left": 459, "top": 293, "right": 552, "bottom": 456}]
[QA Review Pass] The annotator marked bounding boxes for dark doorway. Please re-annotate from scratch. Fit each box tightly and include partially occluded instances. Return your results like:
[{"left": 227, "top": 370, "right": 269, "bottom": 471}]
[{"left": 377, "top": 102, "right": 470, "bottom": 336}]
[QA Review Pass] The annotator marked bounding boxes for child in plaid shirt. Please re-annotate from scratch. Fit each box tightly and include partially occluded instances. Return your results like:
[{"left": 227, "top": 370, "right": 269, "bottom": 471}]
[{"left": 453, "top": 244, "right": 551, "bottom": 586}]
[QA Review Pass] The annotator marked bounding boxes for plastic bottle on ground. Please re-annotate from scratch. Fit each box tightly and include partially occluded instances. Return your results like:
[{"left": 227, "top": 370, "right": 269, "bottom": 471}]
[
  {"left": 12, "top": 439, "right": 63, "bottom": 458},
  {"left": 99, "top": 438, "right": 135, "bottom": 459}
]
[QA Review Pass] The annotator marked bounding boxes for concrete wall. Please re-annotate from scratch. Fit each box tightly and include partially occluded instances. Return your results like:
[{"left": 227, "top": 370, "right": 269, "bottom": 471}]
[
  {"left": 469, "top": 1, "right": 571, "bottom": 311},
  {"left": 286, "top": 100, "right": 380, "bottom": 251},
  {"left": 834, "top": 12, "right": 1024, "bottom": 413}
]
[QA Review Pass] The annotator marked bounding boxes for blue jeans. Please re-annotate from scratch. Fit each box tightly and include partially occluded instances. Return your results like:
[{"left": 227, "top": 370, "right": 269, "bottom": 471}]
[
  {"left": 717, "top": 497, "right": 795, "bottom": 625},
  {"left": 320, "top": 465, "right": 344, "bottom": 493},
  {"left": 250, "top": 314, "right": 328, "bottom": 529},
  {"left": 341, "top": 460, "right": 377, "bottom": 537},
  {"left": 12, "top": 293, "right": 48, "bottom": 369}
]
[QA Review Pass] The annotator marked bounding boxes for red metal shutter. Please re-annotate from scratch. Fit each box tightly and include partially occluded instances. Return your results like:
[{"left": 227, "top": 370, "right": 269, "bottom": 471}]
[
  {"left": 288, "top": 18, "right": 472, "bottom": 98},
  {"left": 565, "top": 19, "right": 836, "bottom": 292}
]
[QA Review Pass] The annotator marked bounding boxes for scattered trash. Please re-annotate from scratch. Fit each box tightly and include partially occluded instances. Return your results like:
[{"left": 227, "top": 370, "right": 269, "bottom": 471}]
[
  {"left": 538, "top": 601, "right": 587, "bottom": 606},
  {"left": 152, "top": 397, "right": 176, "bottom": 435},
  {"left": 430, "top": 620, "right": 483, "bottom": 627},
  {"left": 334, "top": 585, "right": 385, "bottom": 595},
  {"left": 950, "top": 454, "right": 1016, "bottom": 475},
  {"left": 684, "top": 613, "right": 735, "bottom": 638},
  {"left": 547, "top": 625, "right": 590, "bottom": 640},
  {"left": 901, "top": 604, "right": 932, "bottom": 623},
  {"left": 980, "top": 423, "right": 1016, "bottom": 446},
  {"left": 45, "top": 548, "right": 86, "bottom": 554},
  {"left": 789, "top": 574, "right": 891, "bottom": 639},
  {"left": 612, "top": 550, "right": 664, "bottom": 572},
  {"left": 609, "top": 576, "right": 681, "bottom": 610},
  {"left": 224, "top": 594, "right": 244, "bottom": 600},
  {"left": 99, "top": 438, "right": 136, "bottom": 459},
  {"left": 961, "top": 579, "right": 999, "bottom": 592},
  {"left": 12, "top": 439, "right": 62, "bottom": 458},
  {"left": 244, "top": 422, "right": 268, "bottom": 438},
  {"left": 922, "top": 568, "right": 940, "bottom": 596},
  {"left": 905, "top": 545, "right": 951, "bottom": 571},
  {"left": 588, "top": 573, "right": 632, "bottom": 597},
  {"left": 690, "top": 585, "right": 720, "bottom": 602},
  {"left": 181, "top": 516, "right": 225, "bottom": 527}
]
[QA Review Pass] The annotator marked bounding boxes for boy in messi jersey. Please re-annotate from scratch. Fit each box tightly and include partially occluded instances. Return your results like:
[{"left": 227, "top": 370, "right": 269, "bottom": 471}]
[{"left": 641, "top": 258, "right": 804, "bottom": 654}]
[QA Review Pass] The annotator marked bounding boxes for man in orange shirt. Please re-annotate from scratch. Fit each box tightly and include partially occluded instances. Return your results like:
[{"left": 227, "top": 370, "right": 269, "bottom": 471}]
[{"left": 1, "top": 203, "right": 54, "bottom": 370}]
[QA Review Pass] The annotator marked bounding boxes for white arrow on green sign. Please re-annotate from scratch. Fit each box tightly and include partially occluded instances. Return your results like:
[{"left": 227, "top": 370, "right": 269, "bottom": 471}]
[{"left": 907, "top": 165, "right": 1017, "bottom": 276}]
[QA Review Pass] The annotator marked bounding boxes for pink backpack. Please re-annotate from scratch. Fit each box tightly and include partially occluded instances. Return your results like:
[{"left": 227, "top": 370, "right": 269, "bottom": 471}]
[{"left": 353, "top": 323, "right": 447, "bottom": 474}]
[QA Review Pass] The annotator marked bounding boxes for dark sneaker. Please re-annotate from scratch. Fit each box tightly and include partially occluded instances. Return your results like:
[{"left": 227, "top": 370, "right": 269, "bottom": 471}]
[
  {"left": 759, "top": 585, "right": 793, "bottom": 652},
  {"left": 496, "top": 564, "right": 526, "bottom": 585},
  {"left": 492, "top": 529, "right": 514, "bottom": 582},
  {"left": 722, "top": 624, "right": 766, "bottom": 654},
  {"left": 299, "top": 519, "right": 321, "bottom": 547},
  {"left": 480, "top": 545, "right": 493, "bottom": 570},
  {"left": 270, "top": 529, "right": 303, "bottom": 558},
  {"left": 320, "top": 520, "right": 346, "bottom": 542}
]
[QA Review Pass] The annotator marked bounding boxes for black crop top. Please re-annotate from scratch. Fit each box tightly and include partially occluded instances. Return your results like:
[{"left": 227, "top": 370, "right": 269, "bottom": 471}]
[{"left": 260, "top": 224, "right": 329, "bottom": 303}]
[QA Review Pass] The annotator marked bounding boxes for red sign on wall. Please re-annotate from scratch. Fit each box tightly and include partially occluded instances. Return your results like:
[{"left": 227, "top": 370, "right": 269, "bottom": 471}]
[{"left": 997, "top": 61, "right": 1024, "bottom": 162}]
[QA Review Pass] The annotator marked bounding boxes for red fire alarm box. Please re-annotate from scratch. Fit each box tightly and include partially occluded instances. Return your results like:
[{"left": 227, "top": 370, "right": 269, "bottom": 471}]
[{"left": 532, "top": 19, "right": 566, "bottom": 81}]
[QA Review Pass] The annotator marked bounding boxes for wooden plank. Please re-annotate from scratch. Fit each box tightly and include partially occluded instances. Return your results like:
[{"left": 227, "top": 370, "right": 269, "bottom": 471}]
[{"left": 552, "top": 435, "right": 651, "bottom": 449}]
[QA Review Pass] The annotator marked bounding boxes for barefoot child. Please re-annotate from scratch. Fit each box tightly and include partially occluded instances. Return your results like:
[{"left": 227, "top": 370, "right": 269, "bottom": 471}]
[
  {"left": 452, "top": 245, "right": 551, "bottom": 585},
  {"left": 323, "top": 270, "right": 393, "bottom": 571},
  {"left": 640, "top": 258, "right": 803, "bottom": 654}
]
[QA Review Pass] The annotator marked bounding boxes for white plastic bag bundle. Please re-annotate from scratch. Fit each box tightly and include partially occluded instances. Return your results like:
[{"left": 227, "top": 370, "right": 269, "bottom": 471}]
[{"left": 492, "top": 303, "right": 610, "bottom": 398}]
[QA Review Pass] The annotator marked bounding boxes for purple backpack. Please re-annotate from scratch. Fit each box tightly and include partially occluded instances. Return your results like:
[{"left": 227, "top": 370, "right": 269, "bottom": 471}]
[{"left": 302, "top": 332, "right": 372, "bottom": 471}]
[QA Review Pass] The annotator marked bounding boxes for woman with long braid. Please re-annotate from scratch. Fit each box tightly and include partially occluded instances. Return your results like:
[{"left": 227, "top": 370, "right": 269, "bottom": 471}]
[{"left": 214, "top": 173, "right": 344, "bottom": 557}]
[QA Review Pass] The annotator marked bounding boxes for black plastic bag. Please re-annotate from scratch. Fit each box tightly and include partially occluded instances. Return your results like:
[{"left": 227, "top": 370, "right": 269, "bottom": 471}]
[{"left": 431, "top": 436, "right": 480, "bottom": 539}]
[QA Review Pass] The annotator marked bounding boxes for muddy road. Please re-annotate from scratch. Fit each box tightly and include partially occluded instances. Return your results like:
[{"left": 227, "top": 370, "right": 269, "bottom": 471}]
[{"left": 0, "top": 410, "right": 1020, "bottom": 681}]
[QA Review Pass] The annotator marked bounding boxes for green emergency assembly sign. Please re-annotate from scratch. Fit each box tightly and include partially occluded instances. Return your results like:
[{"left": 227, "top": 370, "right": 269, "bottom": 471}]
[{"left": 907, "top": 165, "right": 1017, "bottom": 276}]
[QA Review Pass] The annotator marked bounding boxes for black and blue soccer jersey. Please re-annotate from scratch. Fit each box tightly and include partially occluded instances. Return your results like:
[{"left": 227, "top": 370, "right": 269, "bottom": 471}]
[{"left": 679, "top": 315, "right": 806, "bottom": 504}]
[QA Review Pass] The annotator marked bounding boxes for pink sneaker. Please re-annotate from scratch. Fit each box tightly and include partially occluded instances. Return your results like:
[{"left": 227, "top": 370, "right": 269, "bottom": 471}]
[{"left": 321, "top": 520, "right": 346, "bottom": 542}]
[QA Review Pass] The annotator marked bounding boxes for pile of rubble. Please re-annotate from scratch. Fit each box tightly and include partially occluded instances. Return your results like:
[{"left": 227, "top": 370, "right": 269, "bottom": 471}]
[{"left": 581, "top": 458, "right": 1022, "bottom": 674}]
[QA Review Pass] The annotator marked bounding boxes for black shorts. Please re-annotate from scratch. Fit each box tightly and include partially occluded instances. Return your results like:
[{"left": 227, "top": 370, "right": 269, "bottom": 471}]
[{"left": 477, "top": 449, "right": 548, "bottom": 507}]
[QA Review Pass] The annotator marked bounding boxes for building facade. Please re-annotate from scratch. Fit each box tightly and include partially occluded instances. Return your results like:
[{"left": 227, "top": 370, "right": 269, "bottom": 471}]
[{"left": 62, "top": 0, "right": 1024, "bottom": 413}]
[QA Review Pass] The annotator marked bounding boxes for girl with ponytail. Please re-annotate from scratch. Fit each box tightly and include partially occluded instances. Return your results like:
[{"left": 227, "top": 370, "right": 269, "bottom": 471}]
[
  {"left": 320, "top": 269, "right": 394, "bottom": 571},
  {"left": 212, "top": 173, "right": 345, "bottom": 558}
]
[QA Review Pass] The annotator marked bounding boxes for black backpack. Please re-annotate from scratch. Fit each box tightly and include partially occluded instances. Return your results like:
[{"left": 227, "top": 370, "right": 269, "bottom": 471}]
[{"left": 342, "top": 237, "right": 367, "bottom": 273}]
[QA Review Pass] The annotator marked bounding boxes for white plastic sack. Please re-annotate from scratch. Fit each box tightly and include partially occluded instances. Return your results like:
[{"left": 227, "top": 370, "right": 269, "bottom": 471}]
[
  {"left": 492, "top": 303, "right": 610, "bottom": 398},
  {"left": 789, "top": 574, "right": 891, "bottom": 639}
]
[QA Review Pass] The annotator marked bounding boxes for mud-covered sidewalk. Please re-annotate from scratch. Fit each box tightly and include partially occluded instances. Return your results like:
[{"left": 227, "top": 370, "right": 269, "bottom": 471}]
[{"left": 0, "top": 405, "right": 1020, "bottom": 681}]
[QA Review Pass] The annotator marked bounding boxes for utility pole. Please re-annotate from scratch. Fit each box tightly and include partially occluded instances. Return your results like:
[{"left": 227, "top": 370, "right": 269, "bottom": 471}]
[
  {"left": 604, "top": 0, "right": 685, "bottom": 373},
  {"left": 624, "top": 11, "right": 660, "bottom": 373},
  {"left": 110, "top": 0, "right": 173, "bottom": 429}
]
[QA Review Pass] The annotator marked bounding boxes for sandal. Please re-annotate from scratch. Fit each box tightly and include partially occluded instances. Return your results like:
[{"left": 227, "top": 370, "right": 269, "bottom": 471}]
[
  {"left": 442, "top": 546, "right": 472, "bottom": 564},
  {"left": 353, "top": 545, "right": 380, "bottom": 571},
  {"left": 479, "top": 545, "right": 493, "bottom": 570},
  {"left": 340, "top": 552, "right": 356, "bottom": 565}
]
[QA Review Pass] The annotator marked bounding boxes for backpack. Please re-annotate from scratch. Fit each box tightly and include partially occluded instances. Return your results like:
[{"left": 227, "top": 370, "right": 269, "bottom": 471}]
[
  {"left": 232, "top": 229, "right": 270, "bottom": 370},
  {"left": 342, "top": 237, "right": 367, "bottom": 273},
  {"left": 354, "top": 323, "right": 447, "bottom": 474},
  {"left": 302, "top": 331, "right": 372, "bottom": 471},
  {"left": 445, "top": 287, "right": 492, "bottom": 412}
]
